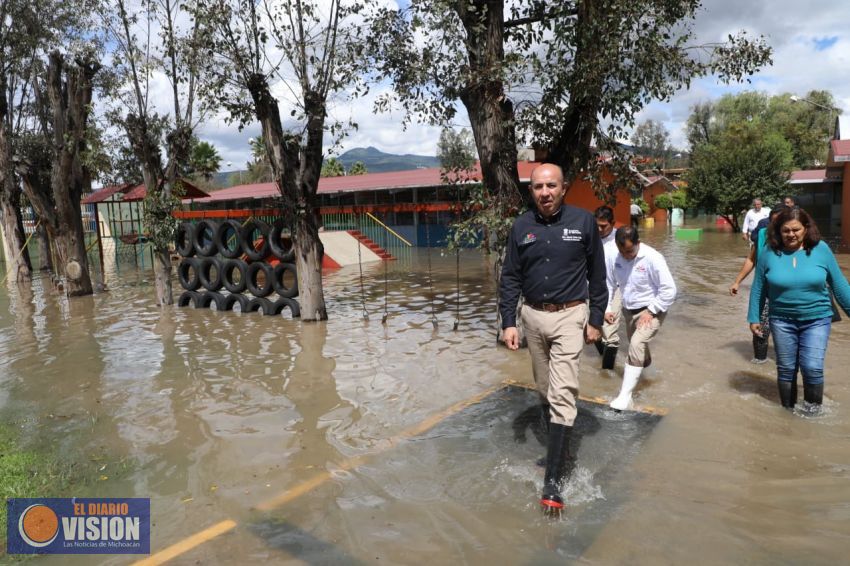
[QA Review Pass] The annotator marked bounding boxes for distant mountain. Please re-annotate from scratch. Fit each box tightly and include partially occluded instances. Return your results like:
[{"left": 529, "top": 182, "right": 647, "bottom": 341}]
[{"left": 336, "top": 146, "right": 439, "bottom": 173}]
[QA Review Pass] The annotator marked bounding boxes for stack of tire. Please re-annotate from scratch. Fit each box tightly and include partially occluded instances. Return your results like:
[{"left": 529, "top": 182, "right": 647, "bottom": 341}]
[{"left": 175, "top": 218, "right": 300, "bottom": 317}]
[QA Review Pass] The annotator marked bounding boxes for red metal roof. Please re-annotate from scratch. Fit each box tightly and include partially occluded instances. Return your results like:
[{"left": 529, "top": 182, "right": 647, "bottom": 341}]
[
  {"left": 831, "top": 139, "right": 850, "bottom": 160},
  {"left": 191, "top": 162, "right": 546, "bottom": 203},
  {"left": 789, "top": 169, "right": 828, "bottom": 183},
  {"left": 81, "top": 183, "right": 135, "bottom": 204},
  {"left": 123, "top": 180, "right": 210, "bottom": 201}
]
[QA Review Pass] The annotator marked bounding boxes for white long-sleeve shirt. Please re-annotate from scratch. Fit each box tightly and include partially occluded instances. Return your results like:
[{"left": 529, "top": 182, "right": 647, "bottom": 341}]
[
  {"left": 606, "top": 242, "right": 677, "bottom": 314},
  {"left": 742, "top": 207, "right": 770, "bottom": 235}
]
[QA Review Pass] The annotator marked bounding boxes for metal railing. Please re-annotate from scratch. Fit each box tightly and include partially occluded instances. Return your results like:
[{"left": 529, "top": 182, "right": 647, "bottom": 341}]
[{"left": 321, "top": 212, "right": 412, "bottom": 259}]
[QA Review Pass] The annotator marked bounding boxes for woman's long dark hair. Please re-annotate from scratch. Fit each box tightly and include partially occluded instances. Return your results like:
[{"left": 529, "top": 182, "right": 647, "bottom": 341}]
[{"left": 768, "top": 206, "right": 821, "bottom": 254}]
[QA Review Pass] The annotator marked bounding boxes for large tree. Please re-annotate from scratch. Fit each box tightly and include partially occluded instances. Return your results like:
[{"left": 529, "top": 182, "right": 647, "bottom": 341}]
[
  {"left": 367, "top": 0, "right": 772, "bottom": 252},
  {"left": 101, "top": 0, "right": 204, "bottom": 306},
  {"left": 686, "top": 121, "right": 793, "bottom": 232},
  {"left": 192, "top": 0, "right": 371, "bottom": 321},
  {"left": 690, "top": 90, "right": 841, "bottom": 169}
]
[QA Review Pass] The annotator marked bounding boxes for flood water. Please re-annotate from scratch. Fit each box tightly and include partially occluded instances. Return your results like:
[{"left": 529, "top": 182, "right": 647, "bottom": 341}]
[{"left": 2, "top": 222, "right": 850, "bottom": 565}]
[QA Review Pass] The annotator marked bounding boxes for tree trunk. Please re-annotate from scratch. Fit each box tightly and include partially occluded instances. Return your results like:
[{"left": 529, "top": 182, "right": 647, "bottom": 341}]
[
  {"left": 0, "top": 83, "right": 32, "bottom": 283},
  {"left": 248, "top": 74, "right": 327, "bottom": 321},
  {"left": 36, "top": 220, "right": 52, "bottom": 270},
  {"left": 547, "top": 0, "right": 604, "bottom": 183},
  {"left": 45, "top": 51, "right": 97, "bottom": 297}
]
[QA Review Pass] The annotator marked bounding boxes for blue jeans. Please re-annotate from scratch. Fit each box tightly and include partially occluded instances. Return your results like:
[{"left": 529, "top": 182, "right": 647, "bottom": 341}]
[{"left": 770, "top": 317, "right": 831, "bottom": 385}]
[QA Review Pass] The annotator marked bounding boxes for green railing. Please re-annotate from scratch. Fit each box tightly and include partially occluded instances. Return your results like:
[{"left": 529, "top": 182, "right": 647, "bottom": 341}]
[{"left": 321, "top": 212, "right": 412, "bottom": 259}]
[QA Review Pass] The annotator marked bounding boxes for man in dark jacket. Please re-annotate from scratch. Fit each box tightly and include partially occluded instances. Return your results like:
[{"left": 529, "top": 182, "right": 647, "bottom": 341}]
[{"left": 500, "top": 163, "right": 607, "bottom": 513}]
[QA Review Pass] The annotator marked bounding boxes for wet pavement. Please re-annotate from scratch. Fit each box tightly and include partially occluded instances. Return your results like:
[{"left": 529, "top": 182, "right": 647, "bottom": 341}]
[{"left": 1, "top": 221, "right": 850, "bottom": 564}]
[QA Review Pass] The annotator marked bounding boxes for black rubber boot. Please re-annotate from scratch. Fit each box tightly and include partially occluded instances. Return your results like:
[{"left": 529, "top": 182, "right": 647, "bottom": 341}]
[
  {"left": 602, "top": 345, "right": 618, "bottom": 370},
  {"left": 804, "top": 383, "right": 823, "bottom": 405},
  {"left": 540, "top": 423, "right": 572, "bottom": 515},
  {"left": 594, "top": 340, "right": 604, "bottom": 356},
  {"left": 777, "top": 380, "right": 797, "bottom": 409},
  {"left": 752, "top": 335, "right": 769, "bottom": 363}
]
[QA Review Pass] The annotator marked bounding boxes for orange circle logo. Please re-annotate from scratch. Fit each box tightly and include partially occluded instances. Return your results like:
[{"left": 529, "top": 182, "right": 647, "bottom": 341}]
[{"left": 19, "top": 504, "right": 59, "bottom": 547}]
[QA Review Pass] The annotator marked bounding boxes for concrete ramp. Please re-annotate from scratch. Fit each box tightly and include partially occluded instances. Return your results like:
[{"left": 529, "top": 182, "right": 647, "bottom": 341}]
[{"left": 318, "top": 230, "right": 387, "bottom": 268}]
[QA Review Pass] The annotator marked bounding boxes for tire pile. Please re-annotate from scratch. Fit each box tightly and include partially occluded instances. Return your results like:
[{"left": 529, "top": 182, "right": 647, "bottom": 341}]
[{"left": 175, "top": 219, "right": 301, "bottom": 317}]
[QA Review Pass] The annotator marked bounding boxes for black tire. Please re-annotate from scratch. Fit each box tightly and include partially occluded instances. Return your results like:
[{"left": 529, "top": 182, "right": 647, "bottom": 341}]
[
  {"left": 222, "top": 293, "right": 250, "bottom": 312},
  {"left": 178, "top": 257, "right": 202, "bottom": 291},
  {"left": 215, "top": 219, "right": 243, "bottom": 259},
  {"left": 175, "top": 222, "right": 196, "bottom": 257},
  {"left": 272, "top": 262, "right": 299, "bottom": 298},
  {"left": 197, "top": 291, "right": 227, "bottom": 310},
  {"left": 241, "top": 219, "right": 270, "bottom": 261},
  {"left": 221, "top": 258, "right": 248, "bottom": 293},
  {"left": 246, "top": 261, "right": 274, "bottom": 297},
  {"left": 269, "top": 219, "right": 295, "bottom": 262},
  {"left": 177, "top": 290, "right": 201, "bottom": 307},
  {"left": 246, "top": 297, "right": 275, "bottom": 315},
  {"left": 199, "top": 257, "right": 223, "bottom": 291},
  {"left": 193, "top": 219, "right": 219, "bottom": 257},
  {"left": 272, "top": 297, "right": 301, "bottom": 318}
]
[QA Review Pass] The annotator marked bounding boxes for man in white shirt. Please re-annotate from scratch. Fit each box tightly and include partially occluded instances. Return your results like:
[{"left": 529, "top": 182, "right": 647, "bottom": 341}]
[
  {"left": 741, "top": 198, "right": 770, "bottom": 242},
  {"left": 594, "top": 206, "right": 619, "bottom": 368},
  {"left": 605, "top": 225, "right": 677, "bottom": 410}
]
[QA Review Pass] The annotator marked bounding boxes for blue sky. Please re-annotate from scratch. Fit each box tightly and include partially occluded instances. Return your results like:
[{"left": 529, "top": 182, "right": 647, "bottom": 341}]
[{"left": 200, "top": 0, "right": 850, "bottom": 168}]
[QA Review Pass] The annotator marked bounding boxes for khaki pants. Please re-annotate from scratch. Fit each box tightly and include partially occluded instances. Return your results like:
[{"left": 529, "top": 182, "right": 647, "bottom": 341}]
[
  {"left": 602, "top": 290, "right": 622, "bottom": 347},
  {"left": 522, "top": 303, "right": 588, "bottom": 426},
  {"left": 623, "top": 307, "right": 666, "bottom": 367}
]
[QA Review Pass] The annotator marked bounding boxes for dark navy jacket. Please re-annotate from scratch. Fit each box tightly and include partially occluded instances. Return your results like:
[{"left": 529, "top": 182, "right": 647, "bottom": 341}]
[{"left": 499, "top": 205, "right": 607, "bottom": 329}]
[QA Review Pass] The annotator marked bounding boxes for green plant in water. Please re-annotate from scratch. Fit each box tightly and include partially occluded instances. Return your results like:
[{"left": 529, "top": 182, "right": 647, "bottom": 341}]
[{"left": 143, "top": 180, "right": 186, "bottom": 250}]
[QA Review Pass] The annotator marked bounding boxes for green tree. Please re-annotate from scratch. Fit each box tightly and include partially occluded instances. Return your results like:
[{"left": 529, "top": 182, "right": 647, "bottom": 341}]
[
  {"left": 687, "top": 90, "right": 841, "bottom": 169},
  {"left": 321, "top": 157, "right": 344, "bottom": 178},
  {"left": 367, "top": 0, "right": 771, "bottom": 262},
  {"left": 100, "top": 0, "right": 204, "bottom": 306},
  {"left": 437, "top": 127, "right": 476, "bottom": 172},
  {"left": 244, "top": 136, "right": 273, "bottom": 183},
  {"left": 347, "top": 161, "right": 367, "bottom": 175},
  {"left": 192, "top": 0, "right": 372, "bottom": 321},
  {"left": 632, "top": 120, "right": 671, "bottom": 169},
  {"left": 189, "top": 140, "right": 222, "bottom": 182},
  {"left": 686, "top": 123, "right": 793, "bottom": 232}
]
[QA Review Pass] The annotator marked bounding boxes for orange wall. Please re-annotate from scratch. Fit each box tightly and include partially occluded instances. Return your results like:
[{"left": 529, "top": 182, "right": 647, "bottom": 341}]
[
  {"left": 563, "top": 174, "right": 631, "bottom": 228},
  {"left": 644, "top": 182, "right": 669, "bottom": 223}
]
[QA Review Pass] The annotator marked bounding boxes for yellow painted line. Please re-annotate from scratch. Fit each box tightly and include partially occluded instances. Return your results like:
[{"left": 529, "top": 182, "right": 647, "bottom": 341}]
[
  {"left": 134, "top": 519, "right": 237, "bottom": 566},
  {"left": 502, "top": 379, "right": 668, "bottom": 416},
  {"left": 136, "top": 382, "right": 506, "bottom": 564}
]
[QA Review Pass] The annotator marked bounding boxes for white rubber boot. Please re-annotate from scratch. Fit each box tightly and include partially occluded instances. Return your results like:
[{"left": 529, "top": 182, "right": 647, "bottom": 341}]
[{"left": 609, "top": 363, "right": 643, "bottom": 411}]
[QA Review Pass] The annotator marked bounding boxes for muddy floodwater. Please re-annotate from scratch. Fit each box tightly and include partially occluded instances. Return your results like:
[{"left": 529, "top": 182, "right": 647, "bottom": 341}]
[{"left": 2, "top": 222, "right": 850, "bottom": 565}]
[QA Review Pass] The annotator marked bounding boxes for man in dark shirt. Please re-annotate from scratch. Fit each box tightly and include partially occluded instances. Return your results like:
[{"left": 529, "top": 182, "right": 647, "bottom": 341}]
[{"left": 500, "top": 163, "right": 607, "bottom": 514}]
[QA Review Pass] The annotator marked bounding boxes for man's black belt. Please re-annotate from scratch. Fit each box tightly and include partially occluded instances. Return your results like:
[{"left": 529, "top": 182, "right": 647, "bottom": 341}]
[
  {"left": 525, "top": 299, "right": 584, "bottom": 312},
  {"left": 626, "top": 306, "right": 651, "bottom": 315}
]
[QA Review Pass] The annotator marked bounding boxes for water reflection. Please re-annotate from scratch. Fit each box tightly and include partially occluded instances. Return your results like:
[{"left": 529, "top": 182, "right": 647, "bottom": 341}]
[{"left": 1, "top": 221, "right": 849, "bottom": 564}]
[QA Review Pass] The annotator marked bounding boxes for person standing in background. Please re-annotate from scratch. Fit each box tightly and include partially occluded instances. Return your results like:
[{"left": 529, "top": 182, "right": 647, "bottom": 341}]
[
  {"left": 594, "top": 205, "right": 620, "bottom": 369},
  {"left": 742, "top": 198, "right": 770, "bottom": 242}
]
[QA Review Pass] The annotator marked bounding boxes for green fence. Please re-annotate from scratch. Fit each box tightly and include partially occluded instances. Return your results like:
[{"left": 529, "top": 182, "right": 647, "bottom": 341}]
[{"left": 321, "top": 212, "right": 412, "bottom": 260}]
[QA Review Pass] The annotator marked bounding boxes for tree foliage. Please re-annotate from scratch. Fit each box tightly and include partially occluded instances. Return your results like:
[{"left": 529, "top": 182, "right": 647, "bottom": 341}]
[
  {"left": 320, "top": 157, "right": 344, "bottom": 177},
  {"left": 653, "top": 189, "right": 688, "bottom": 210},
  {"left": 686, "top": 90, "right": 840, "bottom": 168},
  {"left": 631, "top": 120, "right": 671, "bottom": 168},
  {"left": 686, "top": 122, "right": 793, "bottom": 231},
  {"left": 189, "top": 139, "right": 222, "bottom": 182},
  {"left": 365, "top": 0, "right": 772, "bottom": 258},
  {"left": 347, "top": 161, "right": 367, "bottom": 175},
  {"left": 437, "top": 127, "right": 476, "bottom": 172}
]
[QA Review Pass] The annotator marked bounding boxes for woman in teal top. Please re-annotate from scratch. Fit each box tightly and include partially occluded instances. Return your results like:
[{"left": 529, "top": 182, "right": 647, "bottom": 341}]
[{"left": 748, "top": 207, "right": 850, "bottom": 409}]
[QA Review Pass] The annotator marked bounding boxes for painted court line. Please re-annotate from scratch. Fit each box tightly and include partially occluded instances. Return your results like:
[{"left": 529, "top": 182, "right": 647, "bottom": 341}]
[{"left": 134, "top": 382, "right": 505, "bottom": 565}]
